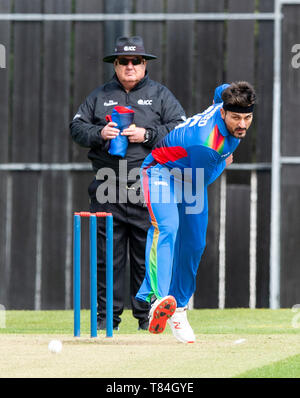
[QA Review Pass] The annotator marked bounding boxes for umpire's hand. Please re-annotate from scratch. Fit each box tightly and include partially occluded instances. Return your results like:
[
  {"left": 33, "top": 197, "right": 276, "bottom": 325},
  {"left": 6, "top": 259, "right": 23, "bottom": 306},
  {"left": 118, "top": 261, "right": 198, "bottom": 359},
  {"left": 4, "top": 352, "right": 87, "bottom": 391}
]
[
  {"left": 121, "top": 125, "right": 146, "bottom": 143},
  {"left": 101, "top": 122, "right": 120, "bottom": 140}
]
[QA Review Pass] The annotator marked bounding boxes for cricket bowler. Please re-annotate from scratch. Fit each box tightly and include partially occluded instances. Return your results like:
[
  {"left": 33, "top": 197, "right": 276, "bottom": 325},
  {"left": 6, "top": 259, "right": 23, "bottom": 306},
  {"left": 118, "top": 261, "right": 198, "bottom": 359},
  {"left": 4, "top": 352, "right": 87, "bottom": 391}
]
[{"left": 135, "top": 81, "right": 257, "bottom": 343}]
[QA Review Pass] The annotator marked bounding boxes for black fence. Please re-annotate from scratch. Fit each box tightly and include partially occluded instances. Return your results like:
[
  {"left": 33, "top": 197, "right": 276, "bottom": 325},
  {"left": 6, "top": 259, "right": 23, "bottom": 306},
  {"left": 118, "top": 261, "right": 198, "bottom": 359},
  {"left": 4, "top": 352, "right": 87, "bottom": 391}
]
[{"left": 0, "top": 0, "right": 299, "bottom": 311}]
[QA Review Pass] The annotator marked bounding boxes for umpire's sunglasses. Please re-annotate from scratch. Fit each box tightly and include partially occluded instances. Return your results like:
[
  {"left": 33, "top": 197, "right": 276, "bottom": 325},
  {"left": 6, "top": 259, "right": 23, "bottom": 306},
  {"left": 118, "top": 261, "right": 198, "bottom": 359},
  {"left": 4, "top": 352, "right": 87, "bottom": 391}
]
[{"left": 117, "top": 57, "right": 144, "bottom": 66}]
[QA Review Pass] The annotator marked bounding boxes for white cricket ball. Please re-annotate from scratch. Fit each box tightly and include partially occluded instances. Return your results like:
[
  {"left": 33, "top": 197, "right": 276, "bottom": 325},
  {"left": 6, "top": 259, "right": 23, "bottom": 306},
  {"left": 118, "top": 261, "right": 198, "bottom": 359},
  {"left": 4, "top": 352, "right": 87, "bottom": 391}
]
[
  {"left": 48, "top": 339, "right": 62, "bottom": 353},
  {"left": 233, "top": 338, "right": 246, "bottom": 345}
]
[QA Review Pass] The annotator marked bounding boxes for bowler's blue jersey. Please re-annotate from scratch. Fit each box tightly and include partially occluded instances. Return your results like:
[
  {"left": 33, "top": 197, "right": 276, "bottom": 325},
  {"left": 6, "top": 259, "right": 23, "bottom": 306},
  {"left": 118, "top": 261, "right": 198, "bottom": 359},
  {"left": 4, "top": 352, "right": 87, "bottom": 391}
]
[{"left": 149, "top": 103, "right": 240, "bottom": 185}]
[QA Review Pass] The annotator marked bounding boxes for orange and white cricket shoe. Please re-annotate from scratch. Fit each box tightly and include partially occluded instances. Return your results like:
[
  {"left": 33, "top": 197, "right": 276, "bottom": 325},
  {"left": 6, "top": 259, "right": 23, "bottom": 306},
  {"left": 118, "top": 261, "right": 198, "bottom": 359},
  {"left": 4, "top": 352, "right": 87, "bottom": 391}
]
[
  {"left": 148, "top": 296, "right": 177, "bottom": 334},
  {"left": 167, "top": 307, "right": 195, "bottom": 343}
]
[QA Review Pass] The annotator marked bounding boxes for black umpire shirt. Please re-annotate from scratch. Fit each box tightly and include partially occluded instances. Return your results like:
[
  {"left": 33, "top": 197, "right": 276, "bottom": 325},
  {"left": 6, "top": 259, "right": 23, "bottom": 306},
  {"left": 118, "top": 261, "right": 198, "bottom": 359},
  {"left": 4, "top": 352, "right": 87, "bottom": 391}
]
[{"left": 70, "top": 72, "right": 186, "bottom": 177}]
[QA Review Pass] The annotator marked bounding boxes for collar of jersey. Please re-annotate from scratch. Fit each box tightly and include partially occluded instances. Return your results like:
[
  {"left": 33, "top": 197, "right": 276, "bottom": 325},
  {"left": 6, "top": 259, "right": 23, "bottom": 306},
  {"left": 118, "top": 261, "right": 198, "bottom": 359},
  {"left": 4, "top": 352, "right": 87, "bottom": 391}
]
[{"left": 215, "top": 106, "right": 229, "bottom": 137}]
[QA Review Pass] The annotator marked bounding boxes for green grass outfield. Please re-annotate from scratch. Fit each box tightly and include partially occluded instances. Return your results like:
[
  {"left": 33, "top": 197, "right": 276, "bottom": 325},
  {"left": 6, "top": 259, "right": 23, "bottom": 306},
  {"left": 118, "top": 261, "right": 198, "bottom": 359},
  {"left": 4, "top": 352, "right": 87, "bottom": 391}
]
[{"left": 0, "top": 308, "right": 300, "bottom": 378}]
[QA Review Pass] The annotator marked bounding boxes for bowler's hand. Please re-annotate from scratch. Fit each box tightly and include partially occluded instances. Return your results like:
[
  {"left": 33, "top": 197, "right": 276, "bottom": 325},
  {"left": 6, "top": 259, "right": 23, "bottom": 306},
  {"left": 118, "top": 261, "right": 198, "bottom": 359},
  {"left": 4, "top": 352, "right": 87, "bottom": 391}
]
[
  {"left": 100, "top": 122, "right": 120, "bottom": 140},
  {"left": 121, "top": 125, "right": 146, "bottom": 143},
  {"left": 225, "top": 154, "right": 233, "bottom": 167}
]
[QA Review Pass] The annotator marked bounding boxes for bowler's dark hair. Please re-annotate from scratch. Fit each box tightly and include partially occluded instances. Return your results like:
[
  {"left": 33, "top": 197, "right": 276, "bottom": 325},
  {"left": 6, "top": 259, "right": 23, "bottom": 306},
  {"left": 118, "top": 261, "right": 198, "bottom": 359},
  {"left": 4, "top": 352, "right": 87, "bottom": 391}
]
[{"left": 222, "top": 81, "right": 256, "bottom": 107}]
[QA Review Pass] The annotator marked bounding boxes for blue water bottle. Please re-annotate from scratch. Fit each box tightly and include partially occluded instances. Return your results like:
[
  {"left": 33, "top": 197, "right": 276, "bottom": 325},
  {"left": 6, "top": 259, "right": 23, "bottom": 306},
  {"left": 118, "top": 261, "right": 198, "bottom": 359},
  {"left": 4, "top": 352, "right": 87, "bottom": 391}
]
[{"left": 106, "top": 106, "right": 135, "bottom": 158}]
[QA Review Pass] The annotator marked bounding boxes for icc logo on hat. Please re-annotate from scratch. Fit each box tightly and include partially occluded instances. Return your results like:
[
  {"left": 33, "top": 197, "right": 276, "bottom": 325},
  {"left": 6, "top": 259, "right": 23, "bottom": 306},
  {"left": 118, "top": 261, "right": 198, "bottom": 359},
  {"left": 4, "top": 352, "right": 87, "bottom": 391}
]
[
  {"left": 124, "top": 46, "right": 136, "bottom": 51},
  {"left": 103, "top": 36, "right": 157, "bottom": 63}
]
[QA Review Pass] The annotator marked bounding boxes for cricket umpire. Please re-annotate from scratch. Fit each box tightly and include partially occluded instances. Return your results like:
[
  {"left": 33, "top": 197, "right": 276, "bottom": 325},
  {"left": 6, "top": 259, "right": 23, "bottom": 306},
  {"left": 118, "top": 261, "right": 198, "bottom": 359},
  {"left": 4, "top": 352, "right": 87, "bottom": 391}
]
[{"left": 70, "top": 36, "right": 185, "bottom": 330}]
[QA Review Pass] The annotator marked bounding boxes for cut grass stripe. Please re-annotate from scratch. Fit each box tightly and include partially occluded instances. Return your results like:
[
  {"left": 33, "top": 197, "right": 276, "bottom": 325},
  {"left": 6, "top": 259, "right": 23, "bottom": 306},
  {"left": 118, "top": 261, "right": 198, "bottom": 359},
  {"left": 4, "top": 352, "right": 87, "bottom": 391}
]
[
  {"left": 1, "top": 309, "right": 300, "bottom": 335},
  {"left": 235, "top": 354, "right": 300, "bottom": 378}
]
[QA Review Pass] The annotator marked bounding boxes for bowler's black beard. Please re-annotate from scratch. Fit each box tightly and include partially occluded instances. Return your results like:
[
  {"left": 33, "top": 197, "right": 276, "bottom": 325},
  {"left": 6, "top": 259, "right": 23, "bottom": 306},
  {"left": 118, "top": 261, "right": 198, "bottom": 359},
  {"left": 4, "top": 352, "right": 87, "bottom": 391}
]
[
  {"left": 224, "top": 117, "right": 247, "bottom": 139},
  {"left": 228, "top": 128, "right": 246, "bottom": 139}
]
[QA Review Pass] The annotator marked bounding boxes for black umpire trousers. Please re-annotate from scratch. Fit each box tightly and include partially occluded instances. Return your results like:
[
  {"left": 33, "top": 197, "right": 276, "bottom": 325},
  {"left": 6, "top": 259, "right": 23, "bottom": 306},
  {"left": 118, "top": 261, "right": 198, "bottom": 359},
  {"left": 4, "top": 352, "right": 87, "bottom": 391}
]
[{"left": 88, "top": 177, "right": 150, "bottom": 328}]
